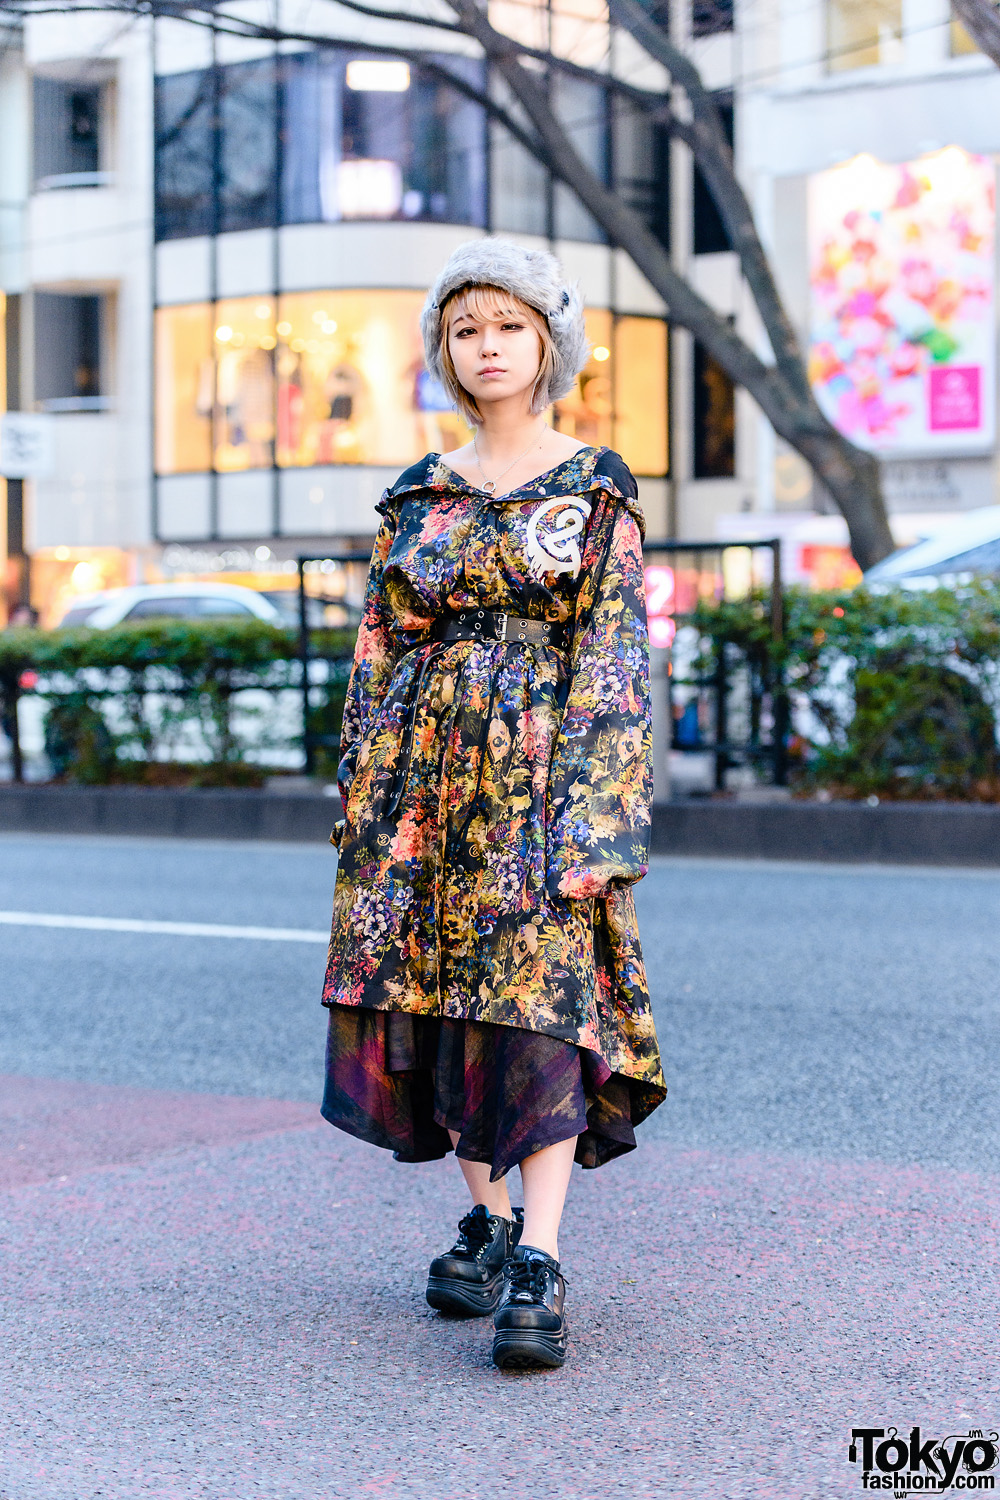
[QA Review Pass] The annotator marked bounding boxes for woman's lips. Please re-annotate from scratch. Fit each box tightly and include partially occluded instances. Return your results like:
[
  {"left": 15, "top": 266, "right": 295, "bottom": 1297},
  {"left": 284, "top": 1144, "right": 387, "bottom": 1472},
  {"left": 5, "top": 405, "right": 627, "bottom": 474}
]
[{"left": 479, "top": 367, "right": 505, "bottom": 377}]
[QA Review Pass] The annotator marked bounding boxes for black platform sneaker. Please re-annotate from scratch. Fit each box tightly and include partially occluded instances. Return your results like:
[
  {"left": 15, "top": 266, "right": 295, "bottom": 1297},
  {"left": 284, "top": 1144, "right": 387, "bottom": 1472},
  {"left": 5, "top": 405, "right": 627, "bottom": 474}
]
[
  {"left": 426, "top": 1205, "right": 523, "bottom": 1317},
  {"left": 491, "top": 1244, "right": 568, "bottom": 1370}
]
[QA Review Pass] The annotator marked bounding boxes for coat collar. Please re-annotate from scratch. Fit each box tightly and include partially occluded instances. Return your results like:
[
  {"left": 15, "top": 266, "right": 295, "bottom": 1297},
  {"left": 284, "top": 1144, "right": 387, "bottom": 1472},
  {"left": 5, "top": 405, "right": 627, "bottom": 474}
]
[{"left": 379, "top": 446, "right": 644, "bottom": 536}]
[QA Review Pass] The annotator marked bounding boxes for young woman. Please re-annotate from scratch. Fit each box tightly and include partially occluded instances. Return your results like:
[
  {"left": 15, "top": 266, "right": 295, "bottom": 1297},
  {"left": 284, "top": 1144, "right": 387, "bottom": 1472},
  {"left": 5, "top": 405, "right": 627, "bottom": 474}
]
[{"left": 321, "top": 238, "right": 666, "bottom": 1372}]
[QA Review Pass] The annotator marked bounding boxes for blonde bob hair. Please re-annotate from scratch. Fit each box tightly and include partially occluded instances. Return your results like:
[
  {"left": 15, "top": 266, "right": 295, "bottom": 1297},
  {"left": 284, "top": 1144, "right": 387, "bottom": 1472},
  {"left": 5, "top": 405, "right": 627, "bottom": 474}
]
[{"left": 435, "top": 285, "right": 557, "bottom": 427}]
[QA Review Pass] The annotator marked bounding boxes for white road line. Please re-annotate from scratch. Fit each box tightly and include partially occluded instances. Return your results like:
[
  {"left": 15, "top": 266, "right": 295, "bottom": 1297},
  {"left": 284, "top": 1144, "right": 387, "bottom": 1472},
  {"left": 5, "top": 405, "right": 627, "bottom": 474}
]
[{"left": 0, "top": 911, "right": 329, "bottom": 944}]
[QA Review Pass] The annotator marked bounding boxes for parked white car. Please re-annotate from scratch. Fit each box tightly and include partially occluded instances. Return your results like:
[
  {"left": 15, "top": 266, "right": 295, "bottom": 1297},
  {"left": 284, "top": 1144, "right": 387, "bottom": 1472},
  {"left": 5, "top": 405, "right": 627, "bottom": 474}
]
[{"left": 57, "top": 581, "right": 285, "bottom": 628}]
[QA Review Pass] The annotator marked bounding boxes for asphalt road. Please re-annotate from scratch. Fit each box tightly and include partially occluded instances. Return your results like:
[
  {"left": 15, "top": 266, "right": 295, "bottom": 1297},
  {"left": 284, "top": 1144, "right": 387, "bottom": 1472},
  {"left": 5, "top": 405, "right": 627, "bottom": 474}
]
[{"left": 1, "top": 834, "right": 999, "bottom": 1499}]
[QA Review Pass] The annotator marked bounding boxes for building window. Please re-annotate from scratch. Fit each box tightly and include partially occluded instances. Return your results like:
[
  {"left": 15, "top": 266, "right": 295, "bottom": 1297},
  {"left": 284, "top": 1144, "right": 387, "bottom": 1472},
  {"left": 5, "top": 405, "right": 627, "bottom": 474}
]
[
  {"left": 274, "top": 289, "right": 471, "bottom": 468},
  {"left": 613, "top": 96, "right": 670, "bottom": 252},
  {"left": 156, "top": 292, "right": 670, "bottom": 478},
  {"left": 212, "top": 298, "right": 277, "bottom": 471},
  {"left": 33, "top": 292, "right": 109, "bottom": 411},
  {"left": 220, "top": 59, "right": 279, "bottom": 234},
  {"left": 488, "top": 0, "right": 610, "bottom": 62},
  {"left": 552, "top": 74, "right": 607, "bottom": 244},
  {"left": 154, "top": 69, "right": 213, "bottom": 241},
  {"left": 155, "top": 49, "right": 487, "bottom": 242},
  {"left": 155, "top": 289, "right": 472, "bottom": 476},
  {"left": 155, "top": 303, "right": 213, "bottom": 473},
  {"left": 615, "top": 316, "right": 669, "bottom": 476},
  {"left": 555, "top": 309, "right": 614, "bottom": 451},
  {"left": 490, "top": 81, "right": 550, "bottom": 238},
  {"left": 33, "top": 75, "right": 109, "bottom": 190},
  {"left": 691, "top": 0, "right": 733, "bottom": 37},
  {"left": 693, "top": 340, "right": 735, "bottom": 478},
  {"left": 950, "top": 17, "right": 979, "bottom": 54},
  {"left": 554, "top": 312, "right": 669, "bottom": 476},
  {"left": 284, "top": 50, "right": 487, "bottom": 229},
  {"left": 692, "top": 97, "right": 733, "bottom": 254},
  {"left": 826, "top": 0, "right": 902, "bottom": 71}
]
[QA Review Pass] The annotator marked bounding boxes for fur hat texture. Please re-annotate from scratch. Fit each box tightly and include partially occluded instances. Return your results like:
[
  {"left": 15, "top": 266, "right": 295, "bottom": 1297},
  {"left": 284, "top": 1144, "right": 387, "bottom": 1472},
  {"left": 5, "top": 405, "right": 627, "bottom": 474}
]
[{"left": 420, "top": 237, "right": 589, "bottom": 406}]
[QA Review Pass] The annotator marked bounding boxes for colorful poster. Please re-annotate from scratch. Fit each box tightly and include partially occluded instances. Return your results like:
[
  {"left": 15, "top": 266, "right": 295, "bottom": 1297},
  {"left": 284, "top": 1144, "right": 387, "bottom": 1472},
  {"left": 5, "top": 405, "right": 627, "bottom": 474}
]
[{"left": 808, "top": 149, "right": 995, "bottom": 454}]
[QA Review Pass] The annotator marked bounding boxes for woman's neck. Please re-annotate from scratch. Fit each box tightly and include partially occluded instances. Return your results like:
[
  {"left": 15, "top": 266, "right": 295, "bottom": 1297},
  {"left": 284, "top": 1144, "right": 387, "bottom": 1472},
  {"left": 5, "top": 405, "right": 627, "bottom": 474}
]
[{"left": 472, "top": 407, "right": 548, "bottom": 464}]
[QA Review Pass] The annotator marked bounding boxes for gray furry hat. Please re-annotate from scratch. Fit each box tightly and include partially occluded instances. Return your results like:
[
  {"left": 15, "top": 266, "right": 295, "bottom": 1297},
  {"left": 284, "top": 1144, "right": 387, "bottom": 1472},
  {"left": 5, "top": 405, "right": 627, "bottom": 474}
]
[{"left": 420, "top": 237, "right": 589, "bottom": 407}]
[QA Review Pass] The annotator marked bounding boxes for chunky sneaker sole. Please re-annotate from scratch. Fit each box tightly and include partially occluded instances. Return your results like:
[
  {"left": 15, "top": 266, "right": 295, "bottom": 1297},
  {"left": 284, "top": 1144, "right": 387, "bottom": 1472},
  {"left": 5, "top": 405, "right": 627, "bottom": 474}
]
[
  {"left": 492, "top": 1325, "right": 568, "bottom": 1370},
  {"left": 425, "top": 1271, "right": 504, "bottom": 1318}
]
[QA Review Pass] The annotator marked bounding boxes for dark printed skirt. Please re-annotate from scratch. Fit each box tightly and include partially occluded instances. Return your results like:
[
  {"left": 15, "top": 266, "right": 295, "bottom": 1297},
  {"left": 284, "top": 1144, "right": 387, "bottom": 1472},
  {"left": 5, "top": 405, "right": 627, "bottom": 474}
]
[{"left": 321, "top": 1003, "right": 639, "bottom": 1182}]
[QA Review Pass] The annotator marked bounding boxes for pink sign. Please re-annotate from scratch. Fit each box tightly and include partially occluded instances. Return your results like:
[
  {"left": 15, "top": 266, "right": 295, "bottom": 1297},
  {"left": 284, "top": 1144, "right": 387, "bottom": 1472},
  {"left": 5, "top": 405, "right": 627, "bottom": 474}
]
[
  {"left": 928, "top": 366, "right": 982, "bottom": 431},
  {"left": 808, "top": 150, "right": 995, "bottom": 453},
  {"left": 644, "top": 564, "right": 676, "bottom": 650}
]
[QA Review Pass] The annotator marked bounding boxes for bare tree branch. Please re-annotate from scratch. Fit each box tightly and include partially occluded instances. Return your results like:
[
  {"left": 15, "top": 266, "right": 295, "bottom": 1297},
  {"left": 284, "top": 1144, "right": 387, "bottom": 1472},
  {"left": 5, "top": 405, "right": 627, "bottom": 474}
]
[
  {"left": 608, "top": 0, "right": 811, "bottom": 404},
  {"left": 950, "top": 0, "right": 1000, "bottom": 65},
  {"left": 446, "top": 0, "right": 893, "bottom": 568}
]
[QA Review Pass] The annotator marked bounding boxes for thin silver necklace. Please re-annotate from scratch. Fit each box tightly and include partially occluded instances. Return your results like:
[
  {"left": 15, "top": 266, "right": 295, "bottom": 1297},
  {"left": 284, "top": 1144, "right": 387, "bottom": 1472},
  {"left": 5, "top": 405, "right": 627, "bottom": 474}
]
[{"left": 472, "top": 425, "right": 545, "bottom": 495}]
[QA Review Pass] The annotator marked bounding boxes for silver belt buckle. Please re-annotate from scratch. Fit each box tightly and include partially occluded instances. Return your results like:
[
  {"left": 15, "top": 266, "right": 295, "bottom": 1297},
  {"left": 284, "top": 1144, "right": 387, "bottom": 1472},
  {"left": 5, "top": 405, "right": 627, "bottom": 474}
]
[{"left": 498, "top": 612, "right": 508, "bottom": 642}]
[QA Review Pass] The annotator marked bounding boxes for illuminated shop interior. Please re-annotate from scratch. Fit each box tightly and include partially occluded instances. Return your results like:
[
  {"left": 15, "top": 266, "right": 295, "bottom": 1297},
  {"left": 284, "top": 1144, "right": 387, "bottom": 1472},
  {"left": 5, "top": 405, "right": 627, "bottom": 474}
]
[{"left": 155, "top": 293, "right": 669, "bottom": 481}]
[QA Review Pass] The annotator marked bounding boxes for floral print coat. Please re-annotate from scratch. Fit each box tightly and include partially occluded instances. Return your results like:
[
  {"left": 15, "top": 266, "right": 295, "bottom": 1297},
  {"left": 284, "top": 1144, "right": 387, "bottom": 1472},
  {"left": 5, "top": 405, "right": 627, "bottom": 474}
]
[{"left": 323, "top": 445, "right": 665, "bottom": 1114}]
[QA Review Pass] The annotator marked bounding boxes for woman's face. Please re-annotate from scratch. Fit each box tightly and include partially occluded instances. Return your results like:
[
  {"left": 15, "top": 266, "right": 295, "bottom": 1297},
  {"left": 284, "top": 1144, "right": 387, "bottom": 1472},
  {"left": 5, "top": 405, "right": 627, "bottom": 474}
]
[{"left": 447, "top": 300, "right": 543, "bottom": 415}]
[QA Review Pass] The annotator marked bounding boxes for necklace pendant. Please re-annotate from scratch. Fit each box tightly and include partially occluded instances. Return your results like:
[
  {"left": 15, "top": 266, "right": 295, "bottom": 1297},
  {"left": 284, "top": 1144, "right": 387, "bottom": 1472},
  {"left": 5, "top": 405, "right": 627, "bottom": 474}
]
[{"left": 482, "top": 479, "right": 496, "bottom": 494}]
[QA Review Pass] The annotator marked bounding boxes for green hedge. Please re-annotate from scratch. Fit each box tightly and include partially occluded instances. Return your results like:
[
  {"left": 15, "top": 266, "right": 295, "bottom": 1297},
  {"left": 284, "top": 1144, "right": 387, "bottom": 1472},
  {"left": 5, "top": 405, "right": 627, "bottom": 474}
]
[
  {"left": 0, "top": 620, "right": 356, "bottom": 784},
  {"left": 7, "top": 588, "right": 1000, "bottom": 798},
  {"left": 690, "top": 582, "right": 1000, "bottom": 799}
]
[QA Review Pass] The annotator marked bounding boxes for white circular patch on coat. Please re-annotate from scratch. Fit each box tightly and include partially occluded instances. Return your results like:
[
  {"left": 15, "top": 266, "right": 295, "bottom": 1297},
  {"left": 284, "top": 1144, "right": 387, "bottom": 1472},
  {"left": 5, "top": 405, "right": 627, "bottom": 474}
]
[{"left": 525, "top": 498, "right": 592, "bottom": 580}]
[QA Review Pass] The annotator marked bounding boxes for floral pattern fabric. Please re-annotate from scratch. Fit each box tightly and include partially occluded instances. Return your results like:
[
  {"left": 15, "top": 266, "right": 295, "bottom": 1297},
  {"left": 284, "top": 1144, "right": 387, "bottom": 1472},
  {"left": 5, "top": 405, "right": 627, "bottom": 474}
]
[{"left": 322, "top": 445, "right": 665, "bottom": 1112}]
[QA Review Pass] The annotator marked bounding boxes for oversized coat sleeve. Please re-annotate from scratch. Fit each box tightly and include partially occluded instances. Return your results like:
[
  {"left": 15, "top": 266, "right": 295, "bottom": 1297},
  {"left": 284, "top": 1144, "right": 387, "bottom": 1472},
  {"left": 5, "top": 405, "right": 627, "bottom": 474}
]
[
  {"left": 544, "top": 484, "right": 653, "bottom": 902},
  {"left": 336, "top": 495, "right": 403, "bottom": 809}
]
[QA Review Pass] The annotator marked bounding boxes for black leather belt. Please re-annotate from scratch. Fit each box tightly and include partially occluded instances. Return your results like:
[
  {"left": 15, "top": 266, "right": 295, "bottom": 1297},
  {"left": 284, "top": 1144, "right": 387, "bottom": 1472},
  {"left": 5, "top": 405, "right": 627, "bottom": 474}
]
[{"left": 431, "top": 608, "right": 569, "bottom": 651}]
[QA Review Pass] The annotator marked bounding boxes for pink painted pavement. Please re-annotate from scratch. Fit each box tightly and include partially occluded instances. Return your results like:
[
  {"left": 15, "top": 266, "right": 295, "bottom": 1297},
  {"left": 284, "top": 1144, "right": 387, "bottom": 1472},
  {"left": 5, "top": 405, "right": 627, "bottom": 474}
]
[{"left": 1, "top": 1074, "right": 998, "bottom": 1500}]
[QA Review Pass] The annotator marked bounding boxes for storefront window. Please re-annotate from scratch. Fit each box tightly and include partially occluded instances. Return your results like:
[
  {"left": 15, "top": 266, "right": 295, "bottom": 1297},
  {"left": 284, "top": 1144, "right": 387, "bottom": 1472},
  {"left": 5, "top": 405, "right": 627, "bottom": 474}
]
[
  {"left": 156, "top": 293, "right": 669, "bottom": 478},
  {"left": 155, "top": 303, "right": 212, "bottom": 474},
  {"left": 275, "top": 290, "right": 469, "bottom": 467},
  {"left": 554, "top": 312, "right": 669, "bottom": 476},
  {"left": 212, "top": 298, "right": 277, "bottom": 471},
  {"left": 554, "top": 310, "right": 614, "bottom": 451},
  {"left": 616, "top": 317, "right": 669, "bottom": 477}
]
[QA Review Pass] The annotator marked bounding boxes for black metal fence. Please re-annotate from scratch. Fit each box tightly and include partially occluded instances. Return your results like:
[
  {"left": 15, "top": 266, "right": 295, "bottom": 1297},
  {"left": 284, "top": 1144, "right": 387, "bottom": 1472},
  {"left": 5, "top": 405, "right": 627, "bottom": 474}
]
[
  {"left": 642, "top": 538, "right": 788, "bottom": 792},
  {"left": 296, "top": 551, "right": 373, "bottom": 777}
]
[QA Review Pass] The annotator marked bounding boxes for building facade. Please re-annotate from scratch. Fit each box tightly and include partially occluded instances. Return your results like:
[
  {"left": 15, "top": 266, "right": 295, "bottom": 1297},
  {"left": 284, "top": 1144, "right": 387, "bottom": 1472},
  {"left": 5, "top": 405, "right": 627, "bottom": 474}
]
[
  {"left": 734, "top": 0, "right": 1000, "bottom": 581},
  {"left": 2, "top": 0, "right": 997, "bottom": 623},
  {"left": 0, "top": 2, "right": 680, "bottom": 625}
]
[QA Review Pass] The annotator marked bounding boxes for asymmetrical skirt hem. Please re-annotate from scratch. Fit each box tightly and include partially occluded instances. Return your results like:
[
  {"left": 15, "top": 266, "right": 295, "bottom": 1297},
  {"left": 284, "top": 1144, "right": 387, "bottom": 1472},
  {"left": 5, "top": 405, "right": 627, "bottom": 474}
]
[{"left": 321, "top": 1001, "right": 663, "bottom": 1183}]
